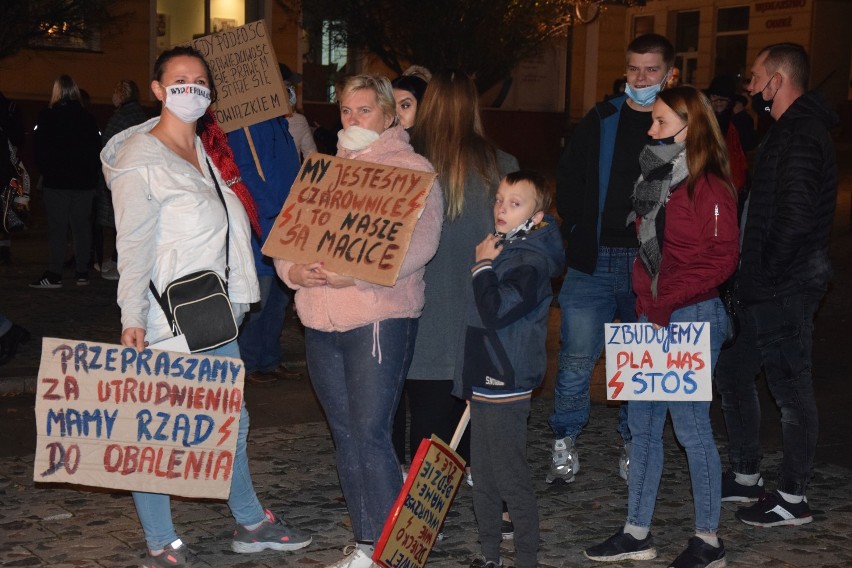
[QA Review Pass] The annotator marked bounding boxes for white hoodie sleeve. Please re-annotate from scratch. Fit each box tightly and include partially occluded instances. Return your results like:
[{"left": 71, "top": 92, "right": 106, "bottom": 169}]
[{"left": 112, "top": 166, "right": 160, "bottom": 332}]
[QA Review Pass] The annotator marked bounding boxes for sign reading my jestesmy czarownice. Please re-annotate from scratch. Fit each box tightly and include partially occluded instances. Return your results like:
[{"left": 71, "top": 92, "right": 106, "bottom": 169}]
[
  {"left": 33, "top": 338, "right": 245, "bottom": 499},
  {"left": 262, "top": 153, "right": 437, "bottom": 287}
]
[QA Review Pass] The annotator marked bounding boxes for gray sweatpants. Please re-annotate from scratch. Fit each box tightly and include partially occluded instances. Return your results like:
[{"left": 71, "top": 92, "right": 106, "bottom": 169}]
[
  {"left": 43, "top": 187, "right": 94, "bottom": 275},
  {"left": 471, "top": 396, "right": 539, "bottom": 568}
]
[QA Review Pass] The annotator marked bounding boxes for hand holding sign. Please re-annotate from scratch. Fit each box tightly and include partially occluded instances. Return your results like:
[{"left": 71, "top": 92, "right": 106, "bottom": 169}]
[
  {"left": 34, "top": 338, "right": 244, "bottom": 499},
  {"left": 262, "top": 154, "right": 437, "bottom": 287}
]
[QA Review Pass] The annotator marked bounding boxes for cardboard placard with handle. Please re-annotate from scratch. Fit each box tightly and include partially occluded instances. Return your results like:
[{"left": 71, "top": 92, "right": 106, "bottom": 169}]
[
  {"left": 190, "top": 19, "right": 291, "bottom": 133},
  {"left": 373, "top": 406, "right": 470, "bottom": 568}
]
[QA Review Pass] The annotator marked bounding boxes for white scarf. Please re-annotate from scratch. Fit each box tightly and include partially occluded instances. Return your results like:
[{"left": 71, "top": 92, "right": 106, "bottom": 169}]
[{"left": 338, "top": 126, "right": 380, "bottom": 151}]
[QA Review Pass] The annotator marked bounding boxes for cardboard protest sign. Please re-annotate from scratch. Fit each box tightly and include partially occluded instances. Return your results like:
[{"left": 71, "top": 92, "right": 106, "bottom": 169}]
[
  {"left": 261, "top": 153, "right": 437, "bottom": 286},
  {"left": 605, "top": 322, "right": 713, "bottom": 401},
  {"left": 33, "top": 338, "right": 244, "bottom": 499},
  {"left": 191, "top": 20, "right": 290, "bottom": 132},
  {"left": 373, "top": 435, "right": 465, "bottom": 568}
]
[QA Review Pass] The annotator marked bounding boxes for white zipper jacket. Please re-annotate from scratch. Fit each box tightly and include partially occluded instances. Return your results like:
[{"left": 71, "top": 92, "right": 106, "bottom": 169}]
[{"left": 101, "top": 117, "right": 260, "bottom": 343}]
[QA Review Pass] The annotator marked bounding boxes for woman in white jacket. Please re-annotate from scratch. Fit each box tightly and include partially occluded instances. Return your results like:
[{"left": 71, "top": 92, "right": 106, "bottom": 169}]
[{"left": 101, "top": 45, "right": 310, "bottom": 567}]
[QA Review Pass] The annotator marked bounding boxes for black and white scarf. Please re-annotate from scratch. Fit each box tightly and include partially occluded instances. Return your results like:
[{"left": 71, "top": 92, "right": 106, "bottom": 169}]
[{"left": 626, "top": 143, "right": 688, "bottom": 298}]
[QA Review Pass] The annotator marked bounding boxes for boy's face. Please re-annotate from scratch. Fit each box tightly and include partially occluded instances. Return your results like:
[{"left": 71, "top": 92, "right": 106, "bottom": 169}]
[{"left": 494, "top": 179, "right": 544, "bottom": 233}]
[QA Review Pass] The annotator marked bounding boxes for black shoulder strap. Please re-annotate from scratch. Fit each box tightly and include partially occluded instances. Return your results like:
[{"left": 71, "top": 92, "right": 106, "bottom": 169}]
[
  {"left": 148, "top": 158, "right": 231, "bottom": 326},
  {"left": 206, "top": 159, "right": 230, "bottom": 281}
]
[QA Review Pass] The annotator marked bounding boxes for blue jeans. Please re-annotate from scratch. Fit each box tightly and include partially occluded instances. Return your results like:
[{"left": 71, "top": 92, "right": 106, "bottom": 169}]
[
  {"left": 627, "top": 298, "right": 726, "bottom": 533},
  {"left": 550, "top": 247, "right": 636, "bottom": 443},
  {"left": 238, "top": 274, "right": 290, "bottom": 373},
  {"left": 306, "top": 318, "right": 417, "bottom": 542},
  {"left": 132, "top": 340, "right": 265, "bottom": 550},
  {"left": 715, "top": 290, "right": 823, "bottom": 495}
]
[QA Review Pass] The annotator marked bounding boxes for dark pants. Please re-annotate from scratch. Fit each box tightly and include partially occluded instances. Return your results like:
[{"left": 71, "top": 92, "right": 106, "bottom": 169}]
[
  {"left": 471, "top": 397, "right": 538, "bottom": 568},
  {"left": 393, "top": 380, "right": 470, "bottom": 464},
  {"left": 43, "top": 188, "right": 94, "bottom": 275},
  {"left": 238, "top": 274, "right": 290, "bottom": 374},
  {"left": 715, "top": 289, "right": 824, "bottom": 495}
]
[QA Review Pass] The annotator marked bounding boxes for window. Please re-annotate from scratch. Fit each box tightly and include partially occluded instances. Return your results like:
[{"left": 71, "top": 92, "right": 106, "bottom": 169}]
[
  {"left": 714, "top": 6, "right": 750, "bottom": 78},
  {"left": 673, "top": 11, "right": 699, "bottom": 85},
  {"left": 156, "top": 0, "right": 246, "bottom": 50},
  {"left": 633, "top": 15, "right": 655, "bottom": 38},
  {"left": 30, "top": 13, "right": 102, "bottom": 52}
]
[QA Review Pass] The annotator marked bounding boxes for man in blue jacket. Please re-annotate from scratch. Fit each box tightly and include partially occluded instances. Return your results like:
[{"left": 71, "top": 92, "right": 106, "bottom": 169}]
[
  {"left": 715, "top": 43, "right": 838, "bottom": 527},
  {"left": 229, "top": 114, "right": 302, "bottom": 383},
  {"left": 548, "top": 33, "right": 675, "bottom": 484}
]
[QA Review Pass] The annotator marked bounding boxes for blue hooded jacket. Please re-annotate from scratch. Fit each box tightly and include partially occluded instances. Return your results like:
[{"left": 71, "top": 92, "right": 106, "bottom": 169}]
[
  {"left": 227, "top": 117, "right": 300, "bottom": 276},
  {"left": 458, "top": 215, "right": 565, "bottom": 399}
]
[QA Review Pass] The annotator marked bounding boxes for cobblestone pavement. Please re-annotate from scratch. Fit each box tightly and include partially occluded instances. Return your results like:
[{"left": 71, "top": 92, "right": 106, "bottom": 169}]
[{"left": 3, "top": 397, "right": 852, "bottom": 567}]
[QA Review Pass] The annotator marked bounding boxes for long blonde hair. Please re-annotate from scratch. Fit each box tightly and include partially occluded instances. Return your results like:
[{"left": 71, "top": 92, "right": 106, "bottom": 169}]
[
  {"left": 49, "top": 75, "right": 81, "bottom": 107},
  {"left": 410, "top": 70, "right": 498, "bottom": 220}
]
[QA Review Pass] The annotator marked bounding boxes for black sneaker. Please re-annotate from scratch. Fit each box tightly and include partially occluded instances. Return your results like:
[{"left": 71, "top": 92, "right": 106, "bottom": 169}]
[
  {"left": 230, "top": 509, "right": 312, "bottom": 553},
  {"left": 75, "top": 272, "right": 89, "bottom": 286},
  {"left": 142, "top": 538, "right": 210, "bottom": 567},
  {"left": 469, "top": 557, "right": 502, "bottom": 568},
  {"left": 668, "top": 537, "right": 726, "bottom": 568},
  {"left": 501, "top": 518, "right": 514, "bottom": 541},
  {"left": 735, "top": 491, "right": 813, "bottom": 527},
  {"left": 29, "top": 271, "right": 62, "bottom": 289},
  {"left": 721, "top": 470, "right": 765, "bottom": 502},
  {"left": 584, "top": 528, "right": 657, "bottom": 562}
]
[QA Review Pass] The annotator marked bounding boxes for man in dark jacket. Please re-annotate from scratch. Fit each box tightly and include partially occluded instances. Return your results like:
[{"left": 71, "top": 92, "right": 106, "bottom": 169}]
[
  {"left": 716, "top": 43, "right": 838, "bottom": 527},
  {"left": 548, "top": 33, "right": 675, "bottom": 485}
]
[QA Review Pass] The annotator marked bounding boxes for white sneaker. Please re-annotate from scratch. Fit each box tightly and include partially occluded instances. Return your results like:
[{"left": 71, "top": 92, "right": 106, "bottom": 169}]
[
  {"left": 619, "top": 442, "right": 631, "bottom": 482},
  {"left": 325, "top": 545, "right": 377, "bottom": 568},
  {"left": 546, "top": 437, "right": 579, "bottom": 484}
]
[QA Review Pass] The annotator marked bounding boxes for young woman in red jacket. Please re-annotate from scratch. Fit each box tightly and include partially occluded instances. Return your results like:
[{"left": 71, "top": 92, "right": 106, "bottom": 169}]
[{"left": 585, "top": 85, "right": 739, "bottom": 568}]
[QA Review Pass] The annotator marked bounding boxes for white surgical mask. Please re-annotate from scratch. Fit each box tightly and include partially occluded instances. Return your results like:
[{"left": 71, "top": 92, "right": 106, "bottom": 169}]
[{"left": 163, "top": 84, "right": 211, "bottom": 123}]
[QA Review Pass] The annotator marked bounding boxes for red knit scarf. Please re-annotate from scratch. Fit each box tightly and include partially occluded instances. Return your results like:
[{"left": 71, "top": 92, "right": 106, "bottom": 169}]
[{"left": 198, "top": 110, "right": 261, "bottom": 237}]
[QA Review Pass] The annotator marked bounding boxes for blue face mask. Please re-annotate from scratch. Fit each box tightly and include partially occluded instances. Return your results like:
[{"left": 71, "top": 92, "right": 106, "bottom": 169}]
[{"left": 625, "top": 75, "right": 668, "bottom": 107}]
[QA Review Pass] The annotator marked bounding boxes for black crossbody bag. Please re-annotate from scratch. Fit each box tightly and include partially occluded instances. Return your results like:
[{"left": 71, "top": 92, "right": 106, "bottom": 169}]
[{"left": 149, "top": 161, "right": 238, "bottom": 353}]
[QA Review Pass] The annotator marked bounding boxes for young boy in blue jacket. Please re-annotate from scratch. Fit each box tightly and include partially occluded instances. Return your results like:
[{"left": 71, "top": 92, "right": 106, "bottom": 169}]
[{"left": 461, "top": 171, "right": 565, "bottom": 568}]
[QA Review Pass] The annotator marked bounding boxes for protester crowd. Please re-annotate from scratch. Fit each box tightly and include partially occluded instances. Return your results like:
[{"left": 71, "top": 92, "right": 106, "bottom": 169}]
[{"left": 2, "top": 31, "right": 839, "bottom": 568}]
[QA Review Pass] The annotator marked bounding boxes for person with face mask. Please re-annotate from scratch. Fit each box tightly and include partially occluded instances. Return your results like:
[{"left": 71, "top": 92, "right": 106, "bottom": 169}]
[
  {"left": 549, "top": 33, "right": 675, "bottom": 486},
  {"left": 279, "top": 63, "right": 317, "bottom": 162},
  {"left": 585, "top": 85, "right": 738, "bottom": 568},
  {"left": 274, "top": 74, "right": 443, "bottom": 568},
  {"left": 101, "top": 45, "right": 311, "bottom": 567},
  {"left": 715, "top": 43, "right": 839, "bottom": 529}
]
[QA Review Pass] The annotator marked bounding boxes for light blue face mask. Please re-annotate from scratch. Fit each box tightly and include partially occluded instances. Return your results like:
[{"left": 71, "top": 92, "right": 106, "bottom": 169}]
[{"left": 625, "top": 75, "right": 668, "bottom": 107}]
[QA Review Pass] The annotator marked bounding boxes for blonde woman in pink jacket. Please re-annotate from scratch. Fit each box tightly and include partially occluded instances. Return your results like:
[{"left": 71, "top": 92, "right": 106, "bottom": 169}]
[{"left": 274, "top": 74, "right": 443, "bottom": 568}]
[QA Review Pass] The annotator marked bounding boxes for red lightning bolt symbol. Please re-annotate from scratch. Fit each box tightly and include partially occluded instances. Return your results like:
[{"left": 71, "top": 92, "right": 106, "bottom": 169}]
[
  {"left": 277, "top": 203, "right": 294, "bottom": 227},
  {"left": 217, "top": 416, "right": 235, "bottom": 446},
  {"left": 608, "top": 370, "right": 624, "bottom": 399}
]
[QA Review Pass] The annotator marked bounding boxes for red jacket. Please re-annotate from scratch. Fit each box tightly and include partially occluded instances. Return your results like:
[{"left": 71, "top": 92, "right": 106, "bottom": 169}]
[{"left": 633, "top": 174, "right": 739, "bottom": 326}]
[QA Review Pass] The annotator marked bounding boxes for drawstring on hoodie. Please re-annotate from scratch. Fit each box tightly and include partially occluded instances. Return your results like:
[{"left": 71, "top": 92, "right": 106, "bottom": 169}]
[{"left": 371, "top": 321, "right": 383, "bottom": 365}]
